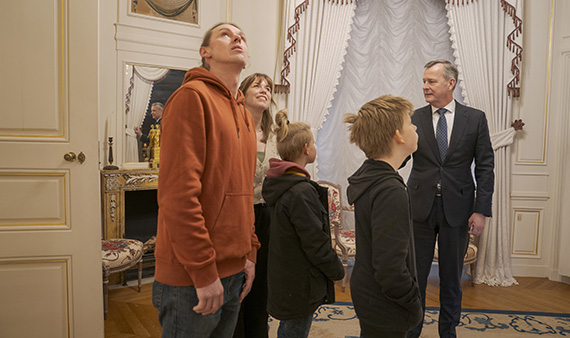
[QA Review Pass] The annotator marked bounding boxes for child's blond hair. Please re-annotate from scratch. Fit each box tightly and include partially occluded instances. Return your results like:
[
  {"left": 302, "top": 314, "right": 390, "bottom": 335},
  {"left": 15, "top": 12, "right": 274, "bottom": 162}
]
[
  {"left": 344, "top": 95, "right": 414, "bottom": 159},
  {"left": 274, "top": 109, "right": 313, "bottom": 161}
]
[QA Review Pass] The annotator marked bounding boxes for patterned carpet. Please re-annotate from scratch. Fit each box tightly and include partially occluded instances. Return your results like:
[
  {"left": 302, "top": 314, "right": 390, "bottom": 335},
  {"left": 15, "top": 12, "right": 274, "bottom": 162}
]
[{"left": 268, "top": 302, "right": 570, "bottom": 337}]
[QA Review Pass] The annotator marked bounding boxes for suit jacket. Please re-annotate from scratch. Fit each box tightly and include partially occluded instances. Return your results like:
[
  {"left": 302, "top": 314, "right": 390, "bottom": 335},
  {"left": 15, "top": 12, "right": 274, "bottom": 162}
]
[{"left": 406, "top": 101, "right": 494, "bottom": 227}]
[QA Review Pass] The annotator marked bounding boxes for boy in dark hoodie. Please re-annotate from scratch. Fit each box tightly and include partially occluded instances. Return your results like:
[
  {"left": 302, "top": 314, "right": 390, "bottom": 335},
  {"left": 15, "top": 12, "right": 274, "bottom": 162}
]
[
  {"left": 345, "top": 95, "right": 423, "bottom": 338},
  {"left": 262, "top": 109, "right": 345, "bottom": 338}
]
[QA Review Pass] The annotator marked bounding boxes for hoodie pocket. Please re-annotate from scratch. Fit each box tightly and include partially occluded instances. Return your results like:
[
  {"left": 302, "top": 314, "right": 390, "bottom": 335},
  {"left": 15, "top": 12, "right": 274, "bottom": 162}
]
[{"left": 210, "top": 193, "right": 254, "bottom": 260}]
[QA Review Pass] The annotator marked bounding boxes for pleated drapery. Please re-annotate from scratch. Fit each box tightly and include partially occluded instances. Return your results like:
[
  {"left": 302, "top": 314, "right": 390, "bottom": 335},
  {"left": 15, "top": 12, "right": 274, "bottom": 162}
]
[
  {"left": 275, "top": 0, "right": 358, "bottom": 176},
  {"left": 317, "top": 0, "right": 458, "bottom": 196},
  {"left": 446, "top": 0, "right": 522, "bottom": 287}
]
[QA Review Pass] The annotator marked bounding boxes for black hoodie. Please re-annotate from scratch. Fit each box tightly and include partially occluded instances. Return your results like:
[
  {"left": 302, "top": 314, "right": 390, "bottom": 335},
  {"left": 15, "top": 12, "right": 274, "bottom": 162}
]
[
  {"left": 262, "top": 158, "right": 345, "bottom": 320},
  {"left": 347, "top": 159, "right": 423, "bottom": 333}
]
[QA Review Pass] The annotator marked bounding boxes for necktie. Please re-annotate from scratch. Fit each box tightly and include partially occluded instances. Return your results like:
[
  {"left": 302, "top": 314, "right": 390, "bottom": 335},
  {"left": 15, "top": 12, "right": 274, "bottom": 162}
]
[{"left": 436, "top": 108, "right": 448, "bottom": 161}]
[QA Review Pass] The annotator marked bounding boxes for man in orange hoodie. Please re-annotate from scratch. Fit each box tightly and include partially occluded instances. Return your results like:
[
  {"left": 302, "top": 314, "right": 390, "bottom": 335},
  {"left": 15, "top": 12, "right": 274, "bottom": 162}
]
[{"left": 152, "top": 23, "right": 260, "bottom": 337}]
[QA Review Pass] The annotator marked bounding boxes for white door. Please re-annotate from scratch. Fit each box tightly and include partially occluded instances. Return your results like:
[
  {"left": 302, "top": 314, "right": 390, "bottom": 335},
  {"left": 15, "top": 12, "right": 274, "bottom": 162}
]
[{"left": 0, "top": 1, "right": 103, "bottom": 337}]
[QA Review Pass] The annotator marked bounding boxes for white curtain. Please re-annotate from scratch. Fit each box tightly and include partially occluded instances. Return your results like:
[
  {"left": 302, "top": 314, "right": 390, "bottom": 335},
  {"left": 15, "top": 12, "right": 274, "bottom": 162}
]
[
  {"left": 447, "top": 0, "right": 522, "bottom": 287},
  {"left": 124, "top": 65, "right": 169, "bottom": 163},
  {"left": 275, "top": 0, "right": 357, "bottom": 176},
  {"left": 317, "top": 0, "right": 458, "bottom": 202}
]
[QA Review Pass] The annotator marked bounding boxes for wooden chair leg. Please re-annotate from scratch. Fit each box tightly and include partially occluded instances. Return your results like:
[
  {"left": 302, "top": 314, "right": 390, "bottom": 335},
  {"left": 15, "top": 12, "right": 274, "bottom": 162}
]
[
  {"left": 137, "top": 259, "right": 143, "bottom": 292},
  {"left": 341, "top": 257, "right": 349, "bottom": 292},
  {"left": 103, "top": 271, "right": 109, "bottom": 320}
]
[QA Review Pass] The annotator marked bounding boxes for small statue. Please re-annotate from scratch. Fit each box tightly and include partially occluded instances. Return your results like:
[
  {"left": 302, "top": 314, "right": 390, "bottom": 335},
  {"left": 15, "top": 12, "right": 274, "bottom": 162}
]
[
  {"left": 152, "top": 124, "right": 161, "bottom": 148},
  {"left": 148, "top": 125, "right": 157, "bottom": 149},
  {"left": 150, "top": 124, "right": 161, "bottom": 169}
]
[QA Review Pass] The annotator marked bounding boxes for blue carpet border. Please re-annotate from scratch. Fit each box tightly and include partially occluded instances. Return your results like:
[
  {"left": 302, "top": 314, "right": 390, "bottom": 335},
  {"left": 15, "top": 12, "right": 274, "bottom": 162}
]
[{"left": 332, "top": 302, "right": 570, "bottom": 318}]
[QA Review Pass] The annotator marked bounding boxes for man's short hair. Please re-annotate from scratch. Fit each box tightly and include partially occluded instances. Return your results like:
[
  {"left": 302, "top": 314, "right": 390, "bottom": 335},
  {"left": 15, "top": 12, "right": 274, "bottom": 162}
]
[
  {"left": 344, "top": 95, "right": 414, "bottom": 159},
  {"left": 425, "top": 59, "right": 458, "bottom": 89},
  {"left": 151, "top": 102, "right": 164, "bottom": 110},
  {"left": 200, "top": 22, "right": 243, "bottom": 70}
]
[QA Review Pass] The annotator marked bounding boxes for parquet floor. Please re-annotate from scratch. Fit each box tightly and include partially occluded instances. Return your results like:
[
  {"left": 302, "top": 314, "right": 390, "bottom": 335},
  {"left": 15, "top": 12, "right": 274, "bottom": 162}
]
[{"left": 105, "top": 272, "right": 570, "bottom": 337}]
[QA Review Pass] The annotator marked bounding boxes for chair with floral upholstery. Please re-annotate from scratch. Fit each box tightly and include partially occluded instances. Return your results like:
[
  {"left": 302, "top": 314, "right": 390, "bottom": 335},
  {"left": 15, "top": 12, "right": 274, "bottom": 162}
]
[
  {"left": 433, "top": 235, "right": 478, "bottom": 286},
  {"left": 101, "top": 238, "right": 144, "bottom": 319},
  {"left": 318, "top": 181, "right": 356, "bottom": 292}
]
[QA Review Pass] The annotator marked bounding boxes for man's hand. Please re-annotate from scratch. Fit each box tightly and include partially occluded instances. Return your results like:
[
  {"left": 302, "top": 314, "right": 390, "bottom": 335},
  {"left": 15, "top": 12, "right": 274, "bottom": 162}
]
[
  {"left": 468, "top": 212, "right": 486, "bottom": 236},
  {"left": 134, "top": 126, "right": 142, "bottom": 137},
  {"left": 193, "top": 278, "right": 224, "bottom": 315},
  {"left": 239, "top": 260, "right": 256, "bottom": 303}
]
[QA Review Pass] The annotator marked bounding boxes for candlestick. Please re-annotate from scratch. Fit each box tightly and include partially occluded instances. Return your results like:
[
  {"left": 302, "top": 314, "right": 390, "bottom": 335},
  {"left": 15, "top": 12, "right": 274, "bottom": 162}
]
[{"left": 103, "top": 136, "right": 119, "bottom": 170}]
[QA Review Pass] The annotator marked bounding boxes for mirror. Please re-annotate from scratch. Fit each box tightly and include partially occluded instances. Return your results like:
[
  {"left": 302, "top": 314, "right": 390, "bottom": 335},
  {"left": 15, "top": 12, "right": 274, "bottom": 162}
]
[{"left": 123, "top": 64, "right": 187, "bottom": 164}]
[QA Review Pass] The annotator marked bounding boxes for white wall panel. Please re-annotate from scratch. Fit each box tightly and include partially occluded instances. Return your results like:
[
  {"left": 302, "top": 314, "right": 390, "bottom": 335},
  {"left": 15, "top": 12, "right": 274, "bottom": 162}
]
[
  {"left": 231, "top": 0, "right": 280, "bottom": 80},
  {"left": 516, "top": 0, "right": 551, "bottom": 164},
  {"left": 512, "top": 209, "right": 541, "bottom": 257},
  {"left": 511, "top": 172, "right": 549, "bottom": 200}
]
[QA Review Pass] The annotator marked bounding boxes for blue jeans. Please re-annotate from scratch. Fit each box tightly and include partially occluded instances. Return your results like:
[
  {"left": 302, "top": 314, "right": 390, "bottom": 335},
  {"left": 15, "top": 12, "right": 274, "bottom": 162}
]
[
  {"left": 152, "top": 271, "right": 245, "bottom": 338},
  {"left": 277, "top": 315, "right": 313, "bottom": 338}
]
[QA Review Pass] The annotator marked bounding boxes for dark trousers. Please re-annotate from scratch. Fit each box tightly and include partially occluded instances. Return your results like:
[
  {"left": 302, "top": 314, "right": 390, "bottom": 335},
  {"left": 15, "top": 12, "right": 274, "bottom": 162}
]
[
  {"left": 233, "top": 204, "right": 271, "bottom": 338},
  {"left": 360, "top": 324, "right": 407, "bottom": 338},
  {"left": 407, "top": 197, "right": 469, "bottom": 338}
]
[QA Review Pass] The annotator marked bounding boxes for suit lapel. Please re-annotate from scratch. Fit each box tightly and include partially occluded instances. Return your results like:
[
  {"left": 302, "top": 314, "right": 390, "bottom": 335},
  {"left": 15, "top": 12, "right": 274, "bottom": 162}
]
[
  {"left": 447, "top": 101, "right": 468, "bottom": 159},
  {"left": 418, "top": 106, "right": 440, "bottom": 162}
]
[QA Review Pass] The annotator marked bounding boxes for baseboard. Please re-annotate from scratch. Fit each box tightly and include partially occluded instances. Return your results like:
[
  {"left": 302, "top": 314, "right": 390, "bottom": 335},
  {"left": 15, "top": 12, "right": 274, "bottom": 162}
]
[{"left": 511, "top": 264, "right": 549, "bottom": 277}]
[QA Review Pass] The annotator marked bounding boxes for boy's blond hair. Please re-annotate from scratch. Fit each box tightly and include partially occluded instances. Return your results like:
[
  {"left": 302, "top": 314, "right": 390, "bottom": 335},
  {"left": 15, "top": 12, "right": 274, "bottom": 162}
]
[
  {"left": 274, "top": 109, "right": 312, "bottom": 161},
  {"left": 344, "top": 95, "right": 414, "bottom": 159}
]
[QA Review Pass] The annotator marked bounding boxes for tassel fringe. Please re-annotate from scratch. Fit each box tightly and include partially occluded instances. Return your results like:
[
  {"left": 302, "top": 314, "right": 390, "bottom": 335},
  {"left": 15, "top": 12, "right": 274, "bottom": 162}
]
[{"left": 275, "top": 0, "right": 358, "bottom": 94}]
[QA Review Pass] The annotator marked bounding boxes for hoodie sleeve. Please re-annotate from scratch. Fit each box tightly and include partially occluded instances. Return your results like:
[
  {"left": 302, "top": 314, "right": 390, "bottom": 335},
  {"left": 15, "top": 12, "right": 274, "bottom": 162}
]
[
  {"left": 157, "top": 87, "right": 218, "bottom": 288},
  {"left": 289, "top": 183, "right": 345, "bottom": 281},
  {"left": 370, "top": 183, "right": 419, "bottom": 309}
]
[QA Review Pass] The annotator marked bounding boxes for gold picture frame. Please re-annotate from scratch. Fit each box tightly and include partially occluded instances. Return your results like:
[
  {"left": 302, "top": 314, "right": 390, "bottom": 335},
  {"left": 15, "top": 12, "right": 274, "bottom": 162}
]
[{"left": 130, "top": 0, "right": 198, "bottom": 25}]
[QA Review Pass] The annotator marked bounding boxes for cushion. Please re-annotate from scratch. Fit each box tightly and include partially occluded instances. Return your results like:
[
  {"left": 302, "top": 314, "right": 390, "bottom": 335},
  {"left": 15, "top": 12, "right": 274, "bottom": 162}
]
[{"left": 102, "top": 239, "right": 144, "bottom": 273}]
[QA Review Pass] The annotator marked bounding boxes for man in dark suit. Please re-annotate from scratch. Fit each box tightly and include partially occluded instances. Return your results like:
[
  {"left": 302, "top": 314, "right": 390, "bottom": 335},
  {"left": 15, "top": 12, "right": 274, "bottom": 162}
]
[
  {"left": 134, "top": 102, "right": 163, "bottom": 145},
  {"left": 406, "top": 60, "right": 494, "bottom": 338}
]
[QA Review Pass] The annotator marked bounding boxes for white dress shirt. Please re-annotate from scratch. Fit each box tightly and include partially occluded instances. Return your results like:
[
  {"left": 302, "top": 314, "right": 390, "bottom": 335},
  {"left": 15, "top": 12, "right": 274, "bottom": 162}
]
[{"left": 431, "top": 100, "right": 456, "bottom": 144}]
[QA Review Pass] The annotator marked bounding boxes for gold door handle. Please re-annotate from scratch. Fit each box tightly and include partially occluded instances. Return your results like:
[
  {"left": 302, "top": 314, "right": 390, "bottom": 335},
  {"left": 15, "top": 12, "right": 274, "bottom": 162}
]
[
  {"left": 64, "top": 152, "right": 77, "bottom": 162},
  {"left": 78, "top": 152, "right": 86, "bottom": 164}
]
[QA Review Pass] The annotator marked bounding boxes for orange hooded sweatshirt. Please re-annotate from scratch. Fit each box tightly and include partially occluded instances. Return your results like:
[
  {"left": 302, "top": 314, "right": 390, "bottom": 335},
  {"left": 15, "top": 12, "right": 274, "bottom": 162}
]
[{"left": 154, "top": 67, "right": 260, "bottom": 288}]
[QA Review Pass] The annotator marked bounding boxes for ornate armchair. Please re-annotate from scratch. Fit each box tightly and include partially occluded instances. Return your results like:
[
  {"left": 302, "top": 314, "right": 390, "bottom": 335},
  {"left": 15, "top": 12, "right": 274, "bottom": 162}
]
[
  {"left": 318, "top": 181, "right": 355, "bottom": 291},
  {"left": 433, "top": 235, "right": 478, "bottom": 286}
]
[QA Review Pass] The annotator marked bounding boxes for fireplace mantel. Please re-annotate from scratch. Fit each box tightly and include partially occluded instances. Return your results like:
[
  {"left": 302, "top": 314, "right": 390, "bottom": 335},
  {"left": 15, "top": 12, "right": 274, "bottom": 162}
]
[{"left": 101, "top": 168, "right": 159, "bottom": 239}]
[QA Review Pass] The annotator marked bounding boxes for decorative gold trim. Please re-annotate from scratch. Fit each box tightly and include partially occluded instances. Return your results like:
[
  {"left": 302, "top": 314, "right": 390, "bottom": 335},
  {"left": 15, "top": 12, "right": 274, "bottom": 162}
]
[
  {"left": 60, "top": 0, "right": 67, "bottom": 139},
  {"left": 0, "top": 172, "right": 68, "bottom": 227},
  {"left": 227, "top": 0, "right": 232, "bottom": 22}
]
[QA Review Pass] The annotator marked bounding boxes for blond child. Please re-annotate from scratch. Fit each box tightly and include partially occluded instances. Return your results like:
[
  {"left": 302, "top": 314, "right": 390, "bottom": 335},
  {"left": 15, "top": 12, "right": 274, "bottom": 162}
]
[
  {"left": 345, "top": 95, "right": 422, "bottom": 338},
  {"left": 262, "top": 109, "right": 344, "bottom": 338}
]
